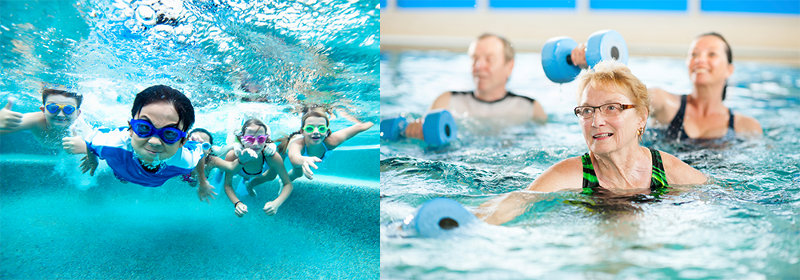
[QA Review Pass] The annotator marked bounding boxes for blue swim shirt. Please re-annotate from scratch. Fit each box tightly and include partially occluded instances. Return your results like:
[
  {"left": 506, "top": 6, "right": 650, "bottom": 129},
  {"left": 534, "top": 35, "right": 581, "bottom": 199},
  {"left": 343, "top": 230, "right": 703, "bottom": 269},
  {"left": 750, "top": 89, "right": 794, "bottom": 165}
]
[{"left": 85, "top": 127, "right": 205, "bottom": 187}]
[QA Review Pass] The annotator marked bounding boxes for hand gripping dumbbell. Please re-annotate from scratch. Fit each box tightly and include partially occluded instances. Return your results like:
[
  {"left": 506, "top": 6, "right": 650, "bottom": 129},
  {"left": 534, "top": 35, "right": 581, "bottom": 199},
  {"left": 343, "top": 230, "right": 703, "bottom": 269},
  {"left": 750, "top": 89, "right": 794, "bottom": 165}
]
[
  {"left": 380, "top": 109, "right": 458, "bottom": 146},
  {"left": 541, "top": 30, "right": 629, "bottom": 83}
]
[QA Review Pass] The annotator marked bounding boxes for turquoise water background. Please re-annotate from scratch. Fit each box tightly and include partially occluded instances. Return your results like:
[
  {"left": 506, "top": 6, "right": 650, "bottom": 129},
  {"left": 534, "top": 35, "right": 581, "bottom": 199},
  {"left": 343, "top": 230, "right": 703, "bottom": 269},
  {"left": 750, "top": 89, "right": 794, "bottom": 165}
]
[
  {"left": 380, "top": 51, "right": 800, "bottom": 278},
  {"left": 0, "top": 0, "right": 379, "bottom": 279}
]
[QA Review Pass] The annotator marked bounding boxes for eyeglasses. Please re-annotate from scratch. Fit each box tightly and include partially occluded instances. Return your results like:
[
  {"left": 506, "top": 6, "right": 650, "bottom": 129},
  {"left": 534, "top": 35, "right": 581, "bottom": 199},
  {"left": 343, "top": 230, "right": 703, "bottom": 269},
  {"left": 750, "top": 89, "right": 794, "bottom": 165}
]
[
  {"left": 574, "top": 103, "right": 636, "bottom": 119},
  {"left": 303, "top": 124, "right": 328, "bottom": 134},
  {"left": 241, "top": 134, "right": 269, "bottom": 144},
  {"left": 129, "top": 119, "right": 187, "bottom": 144},
  {"left": 45, "top": 103, "right": 77, "bottom": 115}
]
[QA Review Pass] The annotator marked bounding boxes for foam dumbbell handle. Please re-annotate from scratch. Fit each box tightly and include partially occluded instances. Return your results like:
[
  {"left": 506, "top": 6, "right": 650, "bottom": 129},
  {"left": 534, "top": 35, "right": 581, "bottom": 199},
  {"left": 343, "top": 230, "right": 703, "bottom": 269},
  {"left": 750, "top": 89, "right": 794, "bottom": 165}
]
[
  {"left": 380, "top": 116, "right": 409, "bottom": 141},
  {"left": 541, "top": 37, "right": 581, "bottom": 83},
  {"left": 404, "top": 197, "right": 477, "bottom": 238},
  {"left": 585, "top": 29, "right": 628, "bottom": 66},
  {"left": 421, "top": 109, "right": 457, "bottom": 146}
]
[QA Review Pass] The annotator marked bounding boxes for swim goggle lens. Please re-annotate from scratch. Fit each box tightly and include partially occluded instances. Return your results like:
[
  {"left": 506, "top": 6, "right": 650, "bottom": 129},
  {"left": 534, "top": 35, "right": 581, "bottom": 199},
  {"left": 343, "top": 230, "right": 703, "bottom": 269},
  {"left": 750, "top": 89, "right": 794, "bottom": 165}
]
[
  {"left": 45, "top": 103, "right": 76, "bottom": 115},
  {"left": 242, "top": 135, "right": 269, "bottom": 144},
  {"left": 303, "top": 124, "right": 328, "bottom": 134},
  {"left": 129, "top": 119, "right": 187, "bottom": 144}
]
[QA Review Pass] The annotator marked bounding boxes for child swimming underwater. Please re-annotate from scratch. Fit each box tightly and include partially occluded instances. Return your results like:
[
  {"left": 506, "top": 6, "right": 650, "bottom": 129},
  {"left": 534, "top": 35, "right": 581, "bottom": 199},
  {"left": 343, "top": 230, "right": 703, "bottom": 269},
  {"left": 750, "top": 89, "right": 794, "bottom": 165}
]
[
  {"left": 222, "top": 118, "right": 293, "bottom": 216},
  {"left": 62, "top": 85, "right": 217, "bottom": 202}
]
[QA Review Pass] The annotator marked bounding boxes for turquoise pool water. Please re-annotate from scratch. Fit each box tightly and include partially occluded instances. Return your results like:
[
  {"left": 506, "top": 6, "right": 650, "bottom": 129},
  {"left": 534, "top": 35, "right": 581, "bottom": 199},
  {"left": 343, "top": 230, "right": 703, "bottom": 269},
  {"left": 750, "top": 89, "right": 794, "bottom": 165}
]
[
  {"left": 380, "top": 51, "right": 800, "bottom": 278},
  {"left": 1, "top": 0, "right": 379, "bottom": 279}
]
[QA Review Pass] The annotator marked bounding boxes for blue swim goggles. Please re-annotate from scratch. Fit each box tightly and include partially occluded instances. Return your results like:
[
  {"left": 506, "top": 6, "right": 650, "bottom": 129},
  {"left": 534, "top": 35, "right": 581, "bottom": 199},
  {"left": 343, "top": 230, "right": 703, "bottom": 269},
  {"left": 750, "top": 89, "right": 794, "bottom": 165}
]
[
  {"left": 129, "top": 119, "right": 187, "bottom": 144},
  {"left": 45, "top": 103, "right": 77, "bottom": 115}
]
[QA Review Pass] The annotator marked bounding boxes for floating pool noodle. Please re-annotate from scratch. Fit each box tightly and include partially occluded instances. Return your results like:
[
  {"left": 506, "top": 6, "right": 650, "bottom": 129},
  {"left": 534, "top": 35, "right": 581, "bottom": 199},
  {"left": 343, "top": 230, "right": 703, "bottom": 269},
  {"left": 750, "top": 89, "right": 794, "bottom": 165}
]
[
  {"left": 408, "top": 197, "right": 477, "bottom": 238},
  {"left": 421, "top": 109, "right": 457, "bottom": 146}
]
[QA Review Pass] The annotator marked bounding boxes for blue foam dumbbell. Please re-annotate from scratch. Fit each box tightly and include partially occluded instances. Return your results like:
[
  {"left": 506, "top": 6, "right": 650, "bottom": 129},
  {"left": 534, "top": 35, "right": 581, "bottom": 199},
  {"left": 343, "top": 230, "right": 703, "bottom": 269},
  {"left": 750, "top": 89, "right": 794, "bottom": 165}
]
[
  {"left": 542, "top": 30, "right": 628, "bottom": 83},
  {"left": 403, "top": 197, "right": 478, "bottom": 238},
  {"left": 380, "top": 109, "right": 457, "bottom": 146}
]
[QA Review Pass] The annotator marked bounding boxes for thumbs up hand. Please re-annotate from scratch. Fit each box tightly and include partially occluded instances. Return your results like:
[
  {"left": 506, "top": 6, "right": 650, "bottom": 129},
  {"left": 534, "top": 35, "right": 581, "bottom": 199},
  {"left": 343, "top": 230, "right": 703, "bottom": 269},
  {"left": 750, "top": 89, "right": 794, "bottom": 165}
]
[{"left": 0, "top": 98, "right": 24, "bottom": 131}]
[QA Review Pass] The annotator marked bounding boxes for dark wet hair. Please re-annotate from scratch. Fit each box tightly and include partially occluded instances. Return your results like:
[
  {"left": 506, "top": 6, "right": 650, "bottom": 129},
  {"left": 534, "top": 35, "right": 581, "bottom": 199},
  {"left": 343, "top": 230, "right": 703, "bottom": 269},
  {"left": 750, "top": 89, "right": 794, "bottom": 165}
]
[
  {"left": 131, "top": 85, "right": 195, "bottom": 132},
  {"left": 189, "top": 128, "right": 213, "bottom": 145},
  {"left": 276, "top": 110, "right": 331, "bottom": 155},
  {"left": 237, "top": 118, "right": 272, "bottom": 144},
  {"left": 697, "top": 32, "right": 733, "bottom": 100},
  {"left": 42, "top": 88, "right": 83, "bottom": 108}
]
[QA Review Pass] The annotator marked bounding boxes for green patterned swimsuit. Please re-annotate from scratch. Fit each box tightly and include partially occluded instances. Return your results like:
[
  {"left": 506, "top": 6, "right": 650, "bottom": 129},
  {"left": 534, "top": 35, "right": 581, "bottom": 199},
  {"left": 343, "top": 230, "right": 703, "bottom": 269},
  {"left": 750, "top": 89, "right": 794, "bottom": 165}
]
[{"left": 581, "top": 148, "right": 670, "bottom": 197}]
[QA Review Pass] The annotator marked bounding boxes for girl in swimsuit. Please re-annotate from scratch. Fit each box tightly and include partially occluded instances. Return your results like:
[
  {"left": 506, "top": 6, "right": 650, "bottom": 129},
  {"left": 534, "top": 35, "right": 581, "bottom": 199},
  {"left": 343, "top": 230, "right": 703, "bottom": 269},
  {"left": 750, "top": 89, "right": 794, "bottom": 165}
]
[
  {"left": 222, "top": 118, "right": 292, "bottom": 217},
  {"left": 245, "top": 108, "right": 373, "bottom": 187}
]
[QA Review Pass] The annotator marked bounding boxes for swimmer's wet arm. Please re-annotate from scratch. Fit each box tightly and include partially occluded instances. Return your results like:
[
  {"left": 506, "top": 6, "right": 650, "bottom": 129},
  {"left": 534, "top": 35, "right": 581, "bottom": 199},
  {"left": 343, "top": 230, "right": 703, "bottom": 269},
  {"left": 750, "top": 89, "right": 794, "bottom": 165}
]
[
  {"left": 532, "top": 101, "right": 547, "bottom": 124},
  {"left": 194, "top": 160, "right": 217, "bottom": 203},
  {"left": 0, "top": 111, "right": 43, "bottom": 134},
  {"left": 324, "top": 121, "right": 374, "bottom": 148},
  {"left": 208, "top": 156, "right": 240, "bottom": 172},
  {"left": 476, "top": 191, "right": 540, "bottom": 225},
  {"left": 266, "top": 153, "right": 293, "bottom": 207},
  {"left": 62, "top": 136, "right": 88, "bottom": 154}
]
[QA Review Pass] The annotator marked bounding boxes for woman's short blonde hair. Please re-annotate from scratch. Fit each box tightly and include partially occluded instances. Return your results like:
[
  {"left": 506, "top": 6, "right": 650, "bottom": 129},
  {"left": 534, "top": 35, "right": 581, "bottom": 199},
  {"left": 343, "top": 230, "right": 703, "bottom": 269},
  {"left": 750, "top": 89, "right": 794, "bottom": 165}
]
[{"left": 577, "top": 60, "right": 649, "bottom": 119}]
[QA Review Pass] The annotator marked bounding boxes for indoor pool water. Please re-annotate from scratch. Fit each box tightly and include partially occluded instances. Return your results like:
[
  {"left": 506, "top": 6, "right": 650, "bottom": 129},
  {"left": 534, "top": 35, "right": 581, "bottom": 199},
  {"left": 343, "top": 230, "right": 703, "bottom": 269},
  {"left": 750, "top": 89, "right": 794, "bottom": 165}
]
[
  {"left": 380, "top": 51, "right": 800, "bottom": 278},
  {"left": 1, "top": 0, "right": 379, "bottom": 279}
]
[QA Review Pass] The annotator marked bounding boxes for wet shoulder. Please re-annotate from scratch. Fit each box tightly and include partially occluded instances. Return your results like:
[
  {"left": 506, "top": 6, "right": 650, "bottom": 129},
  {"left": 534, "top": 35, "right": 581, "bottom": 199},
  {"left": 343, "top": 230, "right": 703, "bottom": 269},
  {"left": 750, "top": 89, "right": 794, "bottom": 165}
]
[
  {"left": 658, "top": 150, "right": 707, "bottom": 185},
  {"left": 527, "top": 156, "right": 583, "bottom": 193},
  {"left": 733, "top": 114, "right": 763, "bottom": 137}
]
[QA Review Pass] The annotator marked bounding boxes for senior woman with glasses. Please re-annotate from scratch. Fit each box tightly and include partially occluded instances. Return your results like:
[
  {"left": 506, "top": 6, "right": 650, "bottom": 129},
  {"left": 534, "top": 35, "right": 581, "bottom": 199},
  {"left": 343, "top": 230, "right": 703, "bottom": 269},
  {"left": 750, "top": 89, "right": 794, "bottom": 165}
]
[{"left": 476, "top": 61, "right": 708, "bottom": 225}]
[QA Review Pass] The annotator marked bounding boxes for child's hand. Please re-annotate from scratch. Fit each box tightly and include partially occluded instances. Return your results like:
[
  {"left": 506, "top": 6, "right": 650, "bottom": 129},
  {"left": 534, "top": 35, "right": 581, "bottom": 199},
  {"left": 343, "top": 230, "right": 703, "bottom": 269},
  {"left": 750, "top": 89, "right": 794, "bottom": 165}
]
[
  {"left": 235, "top": 146, "right": 258, "bottom": 163},
  {"left": 301, "top": 156, "right": 322, "bottom": 180},
  {"left": 80, "top": 153, "right": 99, "bottom": 176},
  {"left": 235, "top": 202, "right": 248, "bottom": 217},
  {"left": 0, "top": 98, "right": 23, "bottom": 131},
  {"left": 263, "top": 142, "right": 277, "bottom": 156},
  {"left": 197, "top": 180, "right": 217, "bottom": 203},
  {"left": 263, "top": 200, "right": 281, "bottom": 215},
  {"left": 62, "top": 136, "right": 87, "bottom": 154}
]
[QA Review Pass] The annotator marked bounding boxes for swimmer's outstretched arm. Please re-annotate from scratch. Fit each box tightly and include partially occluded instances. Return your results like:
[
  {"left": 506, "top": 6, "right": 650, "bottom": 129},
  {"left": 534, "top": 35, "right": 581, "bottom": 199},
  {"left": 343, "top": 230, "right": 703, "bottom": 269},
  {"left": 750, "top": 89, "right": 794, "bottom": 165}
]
[
  {"left": 478, "top": 158, "right": 581, "bottom": 225},
  {"left": 286, "top": 137, "right": 321, "bottom": 180},
  {"left": 475, "top": 191, "right": 543, "bottom": 225},
  {"left": 195, "top": 160, "right": 217, "bottom": 203},
  {"left": 262, "top": 153, "right": 293, "bottom": 215},
  {"left": 62, "top": 136, "right": 87, "bottom": 154},
  {"left": 324, "top": 121, "right": 374, "bottom": 149},
  {"left": 0, "top": 99, "right": 42, "bottom": 134},
  {"left": 207, "top": 156, "right": 240, "bottom": 172}
]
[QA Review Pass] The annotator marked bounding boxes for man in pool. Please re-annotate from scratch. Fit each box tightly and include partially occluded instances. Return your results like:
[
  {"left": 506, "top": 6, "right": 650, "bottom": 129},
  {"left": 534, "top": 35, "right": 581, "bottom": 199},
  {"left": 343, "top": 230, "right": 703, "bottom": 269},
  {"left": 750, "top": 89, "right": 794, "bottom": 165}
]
[
  {"left": 62, "top": 85, "right": 216, "bottom": 202},
  {"left": 402, "top": 33, "right": 547, "bottom": 138},
  {"left": 0, "top": 87, "right": 92, "bottom": 148}
]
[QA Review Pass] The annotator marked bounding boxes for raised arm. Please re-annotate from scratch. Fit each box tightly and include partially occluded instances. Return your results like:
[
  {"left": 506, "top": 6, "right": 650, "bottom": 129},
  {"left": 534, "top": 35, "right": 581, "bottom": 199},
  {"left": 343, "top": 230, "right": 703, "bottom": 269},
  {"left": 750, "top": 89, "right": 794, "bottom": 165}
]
[
  {"left": 0, "top": 108, "right": 44, "bottom": 134},
  {"left": 324, "top": 121, "right": 374, "bottom": 149}
]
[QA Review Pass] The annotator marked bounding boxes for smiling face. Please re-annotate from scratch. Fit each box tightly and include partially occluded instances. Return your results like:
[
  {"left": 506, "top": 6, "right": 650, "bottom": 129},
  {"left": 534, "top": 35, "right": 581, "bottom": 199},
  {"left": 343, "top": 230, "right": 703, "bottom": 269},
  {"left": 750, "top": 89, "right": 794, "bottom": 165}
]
[
  {"left": 686, "top": 35, "right": 734, "bottom": 88},
  {"left": 579, "top": 84, "right": 646, "bottom": 156},
  {"left": 302, "top": 116, "right": 327, "bottom": 145},
  {"left": 130, "top": 101, "right": 184, "bottom": 164},
  {"left": 40, "top": 95, "right": 80, "bottom": 129},
  {"left": 469, "top": 36, "right": 514, "bottom": 94}
]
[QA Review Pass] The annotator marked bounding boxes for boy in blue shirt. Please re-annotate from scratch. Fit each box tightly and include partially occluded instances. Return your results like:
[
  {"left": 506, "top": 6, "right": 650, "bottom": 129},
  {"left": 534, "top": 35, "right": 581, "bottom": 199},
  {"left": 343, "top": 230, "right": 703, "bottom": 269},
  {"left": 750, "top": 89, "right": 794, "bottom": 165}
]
[{"left": 63, "top": 85, "right": 219, "bottom": 202}]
